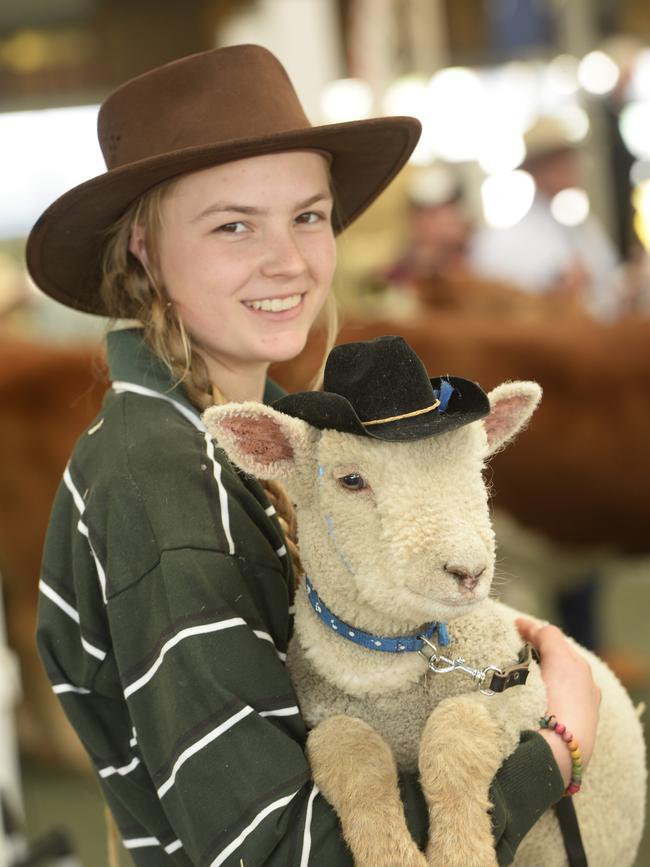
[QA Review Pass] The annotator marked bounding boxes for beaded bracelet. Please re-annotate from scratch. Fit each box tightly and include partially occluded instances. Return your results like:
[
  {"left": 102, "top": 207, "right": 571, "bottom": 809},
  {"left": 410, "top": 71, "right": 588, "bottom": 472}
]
[{"left": 539, "top": 714, "right": 582, "bottom": 795}]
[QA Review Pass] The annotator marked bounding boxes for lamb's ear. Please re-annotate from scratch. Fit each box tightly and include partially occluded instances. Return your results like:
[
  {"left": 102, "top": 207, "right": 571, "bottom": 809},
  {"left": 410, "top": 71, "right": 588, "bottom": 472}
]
[
  {"left": 484, "top": 381, "right": 542, "bottom": 456},
  {"left": 202, "top": 401, "right": 316, "bottom": 482}
]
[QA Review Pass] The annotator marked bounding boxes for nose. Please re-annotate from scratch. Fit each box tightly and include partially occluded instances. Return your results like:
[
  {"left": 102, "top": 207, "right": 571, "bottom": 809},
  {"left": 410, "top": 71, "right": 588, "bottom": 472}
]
[
  {"left": 261, "top": 229, "right": 308, "bottom": 279},
  {"left": 444, "top": 564, "right": 486, "bottom": 591}
]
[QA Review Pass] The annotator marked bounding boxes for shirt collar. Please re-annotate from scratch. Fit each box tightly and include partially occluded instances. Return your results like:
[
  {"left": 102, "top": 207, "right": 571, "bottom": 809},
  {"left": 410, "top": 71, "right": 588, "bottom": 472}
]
[{"left": 106, "top": 327, "right": 286, "bottom": 410}]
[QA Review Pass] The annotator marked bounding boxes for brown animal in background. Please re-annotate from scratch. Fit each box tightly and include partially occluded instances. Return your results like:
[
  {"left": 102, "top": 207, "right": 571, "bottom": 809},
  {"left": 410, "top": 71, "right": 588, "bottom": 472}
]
[
  {"left": 271, "top": 311, "right": 650, "bottom": 553},
  {"left": 0, "top": 336, "right": 105, "bottom": 770}
]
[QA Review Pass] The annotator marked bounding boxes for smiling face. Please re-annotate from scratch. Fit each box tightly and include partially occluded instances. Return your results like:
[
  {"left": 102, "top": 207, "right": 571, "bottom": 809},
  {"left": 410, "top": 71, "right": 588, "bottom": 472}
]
[{"left": 132, "top": 151, "right": 336, "bottom": 397}]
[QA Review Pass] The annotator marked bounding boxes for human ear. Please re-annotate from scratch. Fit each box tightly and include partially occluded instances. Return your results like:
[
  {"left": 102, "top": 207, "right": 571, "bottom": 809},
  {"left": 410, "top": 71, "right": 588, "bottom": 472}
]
[{"left": 128, "top": 224, "right": 149, "bottom": 267}]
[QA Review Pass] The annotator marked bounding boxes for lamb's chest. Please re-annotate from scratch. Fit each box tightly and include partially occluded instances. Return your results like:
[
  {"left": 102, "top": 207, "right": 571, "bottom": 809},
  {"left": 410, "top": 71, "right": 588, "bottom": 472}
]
[{"left": 288, "top": 642, "right": 433, "bottom": 771}]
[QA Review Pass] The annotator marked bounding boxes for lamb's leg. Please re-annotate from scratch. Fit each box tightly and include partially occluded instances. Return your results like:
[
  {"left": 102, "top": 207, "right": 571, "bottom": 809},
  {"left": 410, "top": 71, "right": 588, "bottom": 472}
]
[
  {"left": 307, "top": 715, "right": 428, "bottom": 867},
  {"left": 418, "top": 696, "right": 501, "bottom": 867}
]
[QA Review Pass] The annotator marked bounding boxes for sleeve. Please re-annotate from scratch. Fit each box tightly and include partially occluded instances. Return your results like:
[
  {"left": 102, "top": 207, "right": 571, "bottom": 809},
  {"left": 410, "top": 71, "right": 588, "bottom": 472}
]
[
  {"left": 490, "top": 731, "right": 565, "bottom": 866},
  {"left": 107, "top": 547, "right": 429, "bottom": 866}
]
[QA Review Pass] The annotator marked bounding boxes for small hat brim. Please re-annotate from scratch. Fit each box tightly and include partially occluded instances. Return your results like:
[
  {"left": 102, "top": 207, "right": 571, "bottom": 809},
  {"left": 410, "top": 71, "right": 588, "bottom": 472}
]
[
  {"left": 26, "top": 117, "right": 420, "bottom": 316},
  {"left": 273, "top": 376, "right": 490, "bottom": 442}
]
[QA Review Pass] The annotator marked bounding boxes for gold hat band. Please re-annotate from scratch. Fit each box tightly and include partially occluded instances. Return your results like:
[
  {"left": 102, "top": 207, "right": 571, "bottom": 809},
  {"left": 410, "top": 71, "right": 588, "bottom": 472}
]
[{"left": 361, "top": 399, "right": 441, "bottom": 427}]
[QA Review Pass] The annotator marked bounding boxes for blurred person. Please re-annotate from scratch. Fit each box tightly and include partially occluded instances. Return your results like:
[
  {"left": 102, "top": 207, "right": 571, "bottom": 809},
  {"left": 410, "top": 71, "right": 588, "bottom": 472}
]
[
  {"left": 470, "top": 116, "right": 623, "bottom": 321},
  {"left": 362, "top": 161, "right": 586, "bottom": 321},
  {"left": 25, "top": 45, "right": 600, "bottom": 866}
]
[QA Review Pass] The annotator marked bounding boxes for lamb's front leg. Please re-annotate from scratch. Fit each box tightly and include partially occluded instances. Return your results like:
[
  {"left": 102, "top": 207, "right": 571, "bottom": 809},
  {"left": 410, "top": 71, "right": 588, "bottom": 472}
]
[
  {"left": 307, "top": 715, "right": 428, "bottom": 867},
  {"left": 419, "top": 696, "right": 501, "bottom": 867}
]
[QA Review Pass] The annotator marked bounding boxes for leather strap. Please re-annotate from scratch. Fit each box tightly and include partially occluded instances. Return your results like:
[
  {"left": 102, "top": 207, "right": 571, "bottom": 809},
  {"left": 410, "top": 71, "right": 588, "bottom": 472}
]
[
  {"left": 554, "top": 796, "right": 589, "bottom": 867},
  {"left": 484, "top": 643, "right": 539, "bottom": 693}
]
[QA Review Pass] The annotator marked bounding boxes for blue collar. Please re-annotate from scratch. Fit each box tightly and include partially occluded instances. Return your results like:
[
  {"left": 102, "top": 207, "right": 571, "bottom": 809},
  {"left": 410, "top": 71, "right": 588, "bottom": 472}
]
[{"left": 305, "top": 576, "right": 450, "bottom": 653}]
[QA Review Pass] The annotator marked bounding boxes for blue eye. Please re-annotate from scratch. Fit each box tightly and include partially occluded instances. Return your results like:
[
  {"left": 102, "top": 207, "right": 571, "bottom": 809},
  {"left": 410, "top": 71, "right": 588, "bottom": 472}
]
[{"left": 338, "top": 473, "right": 367, "bottom": 491}]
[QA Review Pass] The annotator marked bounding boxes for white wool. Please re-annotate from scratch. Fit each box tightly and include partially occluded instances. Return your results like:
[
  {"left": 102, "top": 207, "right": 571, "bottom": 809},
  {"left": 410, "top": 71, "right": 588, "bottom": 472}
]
[{"left": 204, "top": 381, "right": 647, "bottom": 867}]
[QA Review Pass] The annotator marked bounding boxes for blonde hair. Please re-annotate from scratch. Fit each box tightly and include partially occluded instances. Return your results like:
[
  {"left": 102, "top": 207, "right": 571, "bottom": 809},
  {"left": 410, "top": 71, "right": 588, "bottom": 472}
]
[{"left": 100, "top": 175, "right": 339, "bottom": 580}]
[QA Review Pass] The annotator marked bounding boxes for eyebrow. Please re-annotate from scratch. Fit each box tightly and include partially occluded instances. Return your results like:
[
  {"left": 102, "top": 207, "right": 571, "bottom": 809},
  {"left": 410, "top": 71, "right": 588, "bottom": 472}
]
[{"left": 192, "top": 191, "right": 332, "bottom": 222}]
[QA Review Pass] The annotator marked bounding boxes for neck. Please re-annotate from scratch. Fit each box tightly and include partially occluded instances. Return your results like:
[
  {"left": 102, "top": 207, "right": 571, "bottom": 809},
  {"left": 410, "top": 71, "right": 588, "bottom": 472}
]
[
  {"left": 304, "top": 575, "right": 450, "bottom": 652},
  {"left": 197, "top": 349, "right": 268, "bottom": 402}
]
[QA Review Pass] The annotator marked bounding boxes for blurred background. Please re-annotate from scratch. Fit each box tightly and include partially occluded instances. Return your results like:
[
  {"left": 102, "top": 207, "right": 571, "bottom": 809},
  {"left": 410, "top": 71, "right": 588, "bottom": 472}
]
[{"left": 1, "top": 0, "right": 650, "bottom": 864}]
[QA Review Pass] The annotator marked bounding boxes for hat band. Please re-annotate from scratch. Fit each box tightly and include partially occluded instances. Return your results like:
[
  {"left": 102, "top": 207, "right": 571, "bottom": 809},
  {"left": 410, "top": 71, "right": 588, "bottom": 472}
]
[{"left": 361, "top": 399, "right": 441, "bottom": 427}]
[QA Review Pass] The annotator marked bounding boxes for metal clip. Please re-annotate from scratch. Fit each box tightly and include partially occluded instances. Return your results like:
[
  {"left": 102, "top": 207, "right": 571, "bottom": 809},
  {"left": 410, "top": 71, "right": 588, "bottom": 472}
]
[{"left": 418, "top": 635, "right": 506, "bottom": 697}]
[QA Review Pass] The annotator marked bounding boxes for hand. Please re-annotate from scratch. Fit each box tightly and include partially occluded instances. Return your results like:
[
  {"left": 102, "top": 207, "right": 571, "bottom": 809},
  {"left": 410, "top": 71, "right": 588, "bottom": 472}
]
[{"left": 516, "top": 618, "right": 601, "bottom": 787}]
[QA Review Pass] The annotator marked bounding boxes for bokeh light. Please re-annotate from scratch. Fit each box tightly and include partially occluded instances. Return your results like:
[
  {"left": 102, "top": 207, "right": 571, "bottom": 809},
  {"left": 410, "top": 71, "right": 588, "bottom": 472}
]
[
  {"left": 480, "top": 170, "right": 536, "bottom": 228},
  {"left": 550, "top": 187, "right": 590, "bottom": 226},
  {"left": 0, "top": 105, "right": 103, "bottom": 240},
  {"left": 578, "top": 50, "right": 620, "bottom": 95},
  {"left": 320, "top": 77, "right": 373, "bottom": 122},
  {"left": 619, "top": 102, "right": 650, "bottom": 160}
]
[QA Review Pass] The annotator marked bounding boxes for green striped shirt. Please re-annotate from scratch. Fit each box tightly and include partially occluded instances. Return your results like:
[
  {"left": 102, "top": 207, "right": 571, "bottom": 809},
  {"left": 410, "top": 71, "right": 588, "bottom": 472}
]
[{"left": 37, "top": 328, "right": 562, "bottom": 866}]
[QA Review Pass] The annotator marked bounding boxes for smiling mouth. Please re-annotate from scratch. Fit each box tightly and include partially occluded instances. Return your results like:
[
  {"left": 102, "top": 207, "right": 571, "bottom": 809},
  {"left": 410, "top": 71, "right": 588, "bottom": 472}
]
[{"left": 243, "top": 293, "right": 303, "bottom": 312}]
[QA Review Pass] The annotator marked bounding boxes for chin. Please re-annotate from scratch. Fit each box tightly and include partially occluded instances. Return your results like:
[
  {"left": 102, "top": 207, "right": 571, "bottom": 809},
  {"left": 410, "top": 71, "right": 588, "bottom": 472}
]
[
  {"left": 262, "top": 331, "right": 312, "bottom": 365},
  {"left": 406, "top": 590, "right": 486, "bottom": 625}
]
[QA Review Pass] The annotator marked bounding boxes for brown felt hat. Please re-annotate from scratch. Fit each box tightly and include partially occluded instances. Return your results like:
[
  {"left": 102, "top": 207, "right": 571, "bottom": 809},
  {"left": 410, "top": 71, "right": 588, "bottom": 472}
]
[{"left": 25, "top": 44, "right": 421, "bottom": 316}]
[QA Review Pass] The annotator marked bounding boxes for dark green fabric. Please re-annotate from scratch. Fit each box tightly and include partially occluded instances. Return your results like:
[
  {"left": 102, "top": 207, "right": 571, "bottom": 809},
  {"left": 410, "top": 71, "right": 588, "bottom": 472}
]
[
  {"left": 491, "top": 731, "right": 565, "bottom": 866},
  {"left": 37, "top": 328, "right": 563, "bottom": 866}
]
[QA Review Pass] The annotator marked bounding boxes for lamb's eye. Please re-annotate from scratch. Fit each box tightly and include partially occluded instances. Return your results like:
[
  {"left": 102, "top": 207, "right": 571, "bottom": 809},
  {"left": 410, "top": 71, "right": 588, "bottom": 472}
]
[{"left": 338, "top": 473, "right": 368, "bottom": 491}]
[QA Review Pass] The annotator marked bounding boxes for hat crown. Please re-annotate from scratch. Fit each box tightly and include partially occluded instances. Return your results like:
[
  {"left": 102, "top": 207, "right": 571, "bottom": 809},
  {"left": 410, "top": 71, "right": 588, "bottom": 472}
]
[
  {"left": 98, "top": 44, "right": 311, "bottom": 169},
  {"left": 324, "top": 336, "right": 436, "bottom": 424}
]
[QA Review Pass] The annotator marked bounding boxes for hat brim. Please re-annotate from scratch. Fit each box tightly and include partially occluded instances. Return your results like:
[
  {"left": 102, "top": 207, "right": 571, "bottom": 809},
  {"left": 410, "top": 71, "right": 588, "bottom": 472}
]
[
  {"left": 26, "top": 116, "right": 420, "bottom": 316},
  {"left": 273, "top": 376, "right": 490, "bottom": 442}
]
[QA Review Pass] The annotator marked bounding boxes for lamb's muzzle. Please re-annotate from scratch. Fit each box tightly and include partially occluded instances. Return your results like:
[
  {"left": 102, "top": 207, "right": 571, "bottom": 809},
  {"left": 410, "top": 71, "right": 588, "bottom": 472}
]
[{"left": 444, "top": 563, "right": 486, "bottom": 590}]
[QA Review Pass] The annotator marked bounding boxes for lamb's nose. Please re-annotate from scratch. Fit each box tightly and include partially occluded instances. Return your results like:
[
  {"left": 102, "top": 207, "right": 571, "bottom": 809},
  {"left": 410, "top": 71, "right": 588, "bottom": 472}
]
[{"left": 444, "top": 564, "right": 486, "bottom": 590}]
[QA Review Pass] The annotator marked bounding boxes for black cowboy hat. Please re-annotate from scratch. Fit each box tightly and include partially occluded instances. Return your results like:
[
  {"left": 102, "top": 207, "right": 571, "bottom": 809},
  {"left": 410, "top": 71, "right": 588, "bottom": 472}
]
[{"left": 273, "top": 336, "right": 490, "bottom": 441}]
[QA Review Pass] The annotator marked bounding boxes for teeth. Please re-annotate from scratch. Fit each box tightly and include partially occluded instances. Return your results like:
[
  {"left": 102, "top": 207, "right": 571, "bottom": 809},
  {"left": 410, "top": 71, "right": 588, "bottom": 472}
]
[{"left": 246, "top": 294, "right": 302, "bottom": 312}]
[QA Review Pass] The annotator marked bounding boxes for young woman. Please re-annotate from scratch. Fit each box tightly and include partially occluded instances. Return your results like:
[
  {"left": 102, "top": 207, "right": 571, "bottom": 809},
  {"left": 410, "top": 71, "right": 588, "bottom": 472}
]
[{"left": 27, "top": 44, "right": 600, "bottom": 866}]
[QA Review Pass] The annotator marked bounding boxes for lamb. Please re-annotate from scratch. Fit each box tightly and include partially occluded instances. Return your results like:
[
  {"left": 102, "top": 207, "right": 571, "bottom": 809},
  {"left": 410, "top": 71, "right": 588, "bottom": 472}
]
[{"left": 203, "top": 336, "right": 646, "bottom": 867}]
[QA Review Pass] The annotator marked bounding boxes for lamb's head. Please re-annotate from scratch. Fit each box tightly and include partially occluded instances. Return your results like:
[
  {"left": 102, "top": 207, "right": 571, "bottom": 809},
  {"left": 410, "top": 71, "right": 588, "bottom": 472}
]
[{"left": 204, "top": 380, "right": 539, "bottom": 631}]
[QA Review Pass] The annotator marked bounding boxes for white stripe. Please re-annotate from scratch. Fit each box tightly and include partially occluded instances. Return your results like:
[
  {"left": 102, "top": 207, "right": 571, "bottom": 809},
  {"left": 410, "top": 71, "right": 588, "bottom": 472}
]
[
  {"left": 210, "top": 789, "right": 299, "bottom": 867},
  {"left": 259, "top": 706, "right": 299, "bottom": 718},
  {"left": 265, "top": 505, "right": 276, "bottom": 516},
  {"left": 87, "top": 418, "right": 104, "bottom": 435},
  {"left": 123, "top": 837, "right": 160, "bottom": 850},
  {"left": 204, "top": 433, "right": 235, "bottom": 555},
  {"left": 78, "top": 521, "right": 108, "bottom": 603},
  {"left": 69, "top": 480, "right": 108, "bottom": 604},
  {"left": 39, "top": 579, "right": 80, "bottom": 623},
  {"left": 63, "top": 464, "right": 86, "bottom": 513},
  {"left": 40, "top": 580, "right": 108, "bottom": 660},
  {"left": 157, "top": 706, "right": 254, "bottom": 799},
  {"left": 90, "top": 544, "right": 108, "bottom": 604},
  {"left": 99, "top": 757, "right": 141, "bottom": 778},
  {"left": 81, "top": 637, "right": 107, "bottom": 661},
  {"left": 112, "top": 381, "right": 206, "bottom": 431},
  {"left": 124, "top": 618, "right": 246, "bottom": 699},
  {"left": 53, "top": 683, "right": 91, "bottom": 695},
  {"left": 164, "top": 839, "right": 183, "bottom": 854},
  {"left": 253, "top": 629, "right": 286, "bottom": 661},
  {"left": 276, "top": 545, "right": 287, "bottom": 557},
  {"left": 299, "top": 785, "right": 320, "bottom": 867}
]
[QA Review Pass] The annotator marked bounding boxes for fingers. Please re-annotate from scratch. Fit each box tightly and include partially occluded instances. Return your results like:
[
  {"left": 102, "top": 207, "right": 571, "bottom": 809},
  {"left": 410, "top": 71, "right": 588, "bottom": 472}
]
[{"left": 516, "top": 618, "right": 568, "bottom": 656}]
